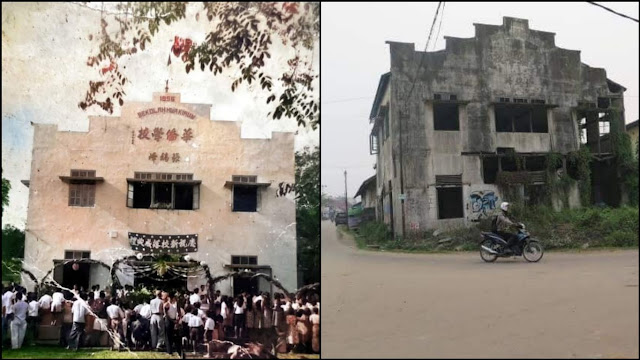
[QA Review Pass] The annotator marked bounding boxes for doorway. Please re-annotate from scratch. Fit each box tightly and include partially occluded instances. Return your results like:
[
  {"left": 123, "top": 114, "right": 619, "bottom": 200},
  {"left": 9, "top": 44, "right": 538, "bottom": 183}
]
[
  {"left": 233, "top": 273, "right": 258, "bottom": 296},
  {"left": 62, "top": 262, "right": 90, "bottom": 290}
]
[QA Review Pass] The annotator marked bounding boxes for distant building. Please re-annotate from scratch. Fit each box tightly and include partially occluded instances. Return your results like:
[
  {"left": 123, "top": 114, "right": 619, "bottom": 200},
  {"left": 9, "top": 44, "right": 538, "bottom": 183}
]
[
  {"left": 369, "top": 17, "right": 627, "bottom": 237},
  {"left": 354, "top": 175, "right": 377, "bottom": 210}
]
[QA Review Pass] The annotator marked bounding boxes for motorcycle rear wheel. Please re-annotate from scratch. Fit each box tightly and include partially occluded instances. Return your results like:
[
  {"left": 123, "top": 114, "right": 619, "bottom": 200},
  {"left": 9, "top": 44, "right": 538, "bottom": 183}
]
[
  {"left": 523, "top": 241, "right": 544, "bottom": 262},
  {"left": 480, "top": 239, "right": 499, "bottom": 262}
]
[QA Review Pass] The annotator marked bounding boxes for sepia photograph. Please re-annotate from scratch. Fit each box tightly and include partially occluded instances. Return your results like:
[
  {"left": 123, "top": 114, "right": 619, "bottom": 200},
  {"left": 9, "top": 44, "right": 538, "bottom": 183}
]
[
  {"left": 2, "top": 2, "right": 318, "bottom": 359},
  {"left": 321, "top": 1, "right": 638, "bottom": 358}
]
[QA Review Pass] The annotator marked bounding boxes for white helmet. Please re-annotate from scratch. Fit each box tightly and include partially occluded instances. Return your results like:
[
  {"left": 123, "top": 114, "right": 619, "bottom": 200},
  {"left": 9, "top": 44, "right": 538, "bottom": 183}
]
[{"left": 500, "top": 202, "right": 510, "bottom": 211}]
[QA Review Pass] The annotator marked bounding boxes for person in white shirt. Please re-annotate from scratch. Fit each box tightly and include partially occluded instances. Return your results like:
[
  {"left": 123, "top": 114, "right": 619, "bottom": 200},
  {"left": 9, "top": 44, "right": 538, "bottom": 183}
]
[
  {"left": 106, "top": 299, "right": 125, "bottom": 348},
  {"left": 93, "top": 285, "right": 101, "bottom": 301},
  {"left": 149, "top": 291, "right": 166, "bottom": 350},
  {"left": 2, "top": 285, "right": 16, "bottom": 343},
  {"left": 189, "top": 288, "right": 201, "bottom": 305},
  {"left": 203, "top": 311, "right": 216, "bottom": 342},
  {"left": 138, "top": 301, "right": 152, "bottom": 320},
  {"left": 38, "top": 293, "right": 52, "bottom": 311},
  {"left": 68, "top": 292, "right": 88, "bottom": 350},
  {"left": 233, "top": 296, "right": 246, "bottom": 339},
  {"left": 187, "top": 308, "right": 203, "bottom": 355},
  {"left": 26, "top": 293, "right": 39, "bottom": 346},
  {"left": 11, "top": 292, "right": 29, "bottom": 349},
  {"left": 51, "top": 288, "right": 65, "bottom": 325},
  {"left": 3, "top": 286, "right": 16, "bottom": 317}
]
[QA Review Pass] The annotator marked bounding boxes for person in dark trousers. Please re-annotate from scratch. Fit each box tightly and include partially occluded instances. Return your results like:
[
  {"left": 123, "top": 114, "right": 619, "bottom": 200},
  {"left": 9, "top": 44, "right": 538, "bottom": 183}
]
[
  {"left": 67, "top": 292, "right": 88, "bottom": 351},
  {"left": 163, "top": 292, "right": 177, "bottom": 355},
  {"left": 496, "top": 202, "right": 521, "bottom": 254}
]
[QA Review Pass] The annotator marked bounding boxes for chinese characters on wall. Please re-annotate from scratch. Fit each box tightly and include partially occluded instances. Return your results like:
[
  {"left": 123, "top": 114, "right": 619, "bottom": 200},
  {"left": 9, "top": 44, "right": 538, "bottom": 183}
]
[
  {"left": 137, "top": 127, "right": 194, "bottom": 164},
  {"left": 129, "top": 232, "right": 198, "bottom": 253}
]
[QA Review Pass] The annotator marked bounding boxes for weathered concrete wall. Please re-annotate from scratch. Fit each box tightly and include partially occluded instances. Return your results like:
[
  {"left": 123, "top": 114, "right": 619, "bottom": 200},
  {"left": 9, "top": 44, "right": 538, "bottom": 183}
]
[
  {"left": 377, "top": 16, "right": 623, "bottom": 236},
  {"left": 22, "top": 92, "right": 297, "bottom": 293}
]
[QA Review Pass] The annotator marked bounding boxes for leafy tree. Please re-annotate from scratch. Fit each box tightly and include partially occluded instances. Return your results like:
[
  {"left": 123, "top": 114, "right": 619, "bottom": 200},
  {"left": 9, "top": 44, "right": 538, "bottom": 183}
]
[
  {"left": 2, "top": 225, "right": 25, "bottom": 282},
  {"left": 295, "top": 146, "right": 319, "bottom": 285},
  {"left": 2, "top": 167, "right": 9, "bottom": 217},
  {"left": 78, "top": 2, "right": 319, "bottom": 129}
]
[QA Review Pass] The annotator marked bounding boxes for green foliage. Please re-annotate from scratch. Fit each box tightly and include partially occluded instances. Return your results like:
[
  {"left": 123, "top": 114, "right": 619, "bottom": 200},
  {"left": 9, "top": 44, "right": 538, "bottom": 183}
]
[
  {"left": 2, "top": 167, "right": 9, "bottom": 217},
  {"left": 355, "top": 206, "right": 638, "bottom": 252},
  {"left": 80, "top": 2, "right": 319, "bottom": 129},
  {"left": 295, "top": 146, "right": 319, "bottom": 285},
  {"left": 609, "top": 111, "right": 638, "bottom": 206},
  {"left": 567, "top": 146, "right": 592, "bottom": 205},
  {"left": 2, "top": 225, "right": 25, "bottom": 282},
  {"left": 127, "top": 286, "right": 154, "bottom": 305},
  {"left": 358, "top": 221, "right": 390, "bottom": 245}
]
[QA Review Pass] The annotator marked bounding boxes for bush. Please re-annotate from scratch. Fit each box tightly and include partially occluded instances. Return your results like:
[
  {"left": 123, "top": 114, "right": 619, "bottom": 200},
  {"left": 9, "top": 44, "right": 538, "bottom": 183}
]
[
  {"left": 358, "top": 221, "right": 391, "bottom": 245},
  {"left": 604, "top": 230, "right": 638, "bottom": 247}
]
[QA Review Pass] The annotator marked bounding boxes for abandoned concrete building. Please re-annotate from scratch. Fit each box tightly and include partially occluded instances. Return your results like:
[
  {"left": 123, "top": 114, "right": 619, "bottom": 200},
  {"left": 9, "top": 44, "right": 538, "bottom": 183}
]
[{"left": 368, "top": 17, "right": 629, "bottom": 237}]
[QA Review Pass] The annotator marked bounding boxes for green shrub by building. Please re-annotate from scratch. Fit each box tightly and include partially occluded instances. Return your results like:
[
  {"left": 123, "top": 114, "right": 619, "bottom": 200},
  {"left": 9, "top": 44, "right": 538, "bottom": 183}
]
[{"left": 354, "top": 206, "right": 638, "bottom": 252}]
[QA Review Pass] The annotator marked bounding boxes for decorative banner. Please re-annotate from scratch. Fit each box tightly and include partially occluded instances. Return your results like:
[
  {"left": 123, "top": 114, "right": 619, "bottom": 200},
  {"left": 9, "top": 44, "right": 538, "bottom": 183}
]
[{"left": 129, "top": 232, "right": 198, "bottom": 253}]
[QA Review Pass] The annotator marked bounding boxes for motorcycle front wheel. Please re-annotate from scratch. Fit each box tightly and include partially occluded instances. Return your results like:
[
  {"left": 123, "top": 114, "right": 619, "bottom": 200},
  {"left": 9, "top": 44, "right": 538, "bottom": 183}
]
[
  {"left": 480, "top": 239, "right": 499, "bottom": 263},
  {"left": 523, "top": 240, "right": 544, "bottom": 262}
]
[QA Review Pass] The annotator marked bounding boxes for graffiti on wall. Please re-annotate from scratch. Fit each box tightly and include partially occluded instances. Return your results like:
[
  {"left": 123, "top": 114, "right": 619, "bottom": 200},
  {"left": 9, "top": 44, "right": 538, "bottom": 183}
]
[
  {"left": 469, "top": 190, "right": 498, "bottom": 221},
  {"left": 276, "top": 182, "right": 295, "bottom": 197}
]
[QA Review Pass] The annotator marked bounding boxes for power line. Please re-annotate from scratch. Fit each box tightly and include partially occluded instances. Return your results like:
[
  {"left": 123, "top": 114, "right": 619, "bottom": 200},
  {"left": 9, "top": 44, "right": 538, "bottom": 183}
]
[
  {"left": 586, "top": 2, "right": 639, "bottom": 23},
  {"left": 406, "top": 2, "right": 443, "bottom": 100},
  {"left": 432, "top": 2, "right": 446, "bottom": 51}
]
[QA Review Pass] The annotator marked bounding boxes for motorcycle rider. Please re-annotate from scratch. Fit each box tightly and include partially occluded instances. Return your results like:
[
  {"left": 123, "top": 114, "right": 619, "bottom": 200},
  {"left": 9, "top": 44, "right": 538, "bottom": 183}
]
[{"left": 495, "top": 202, "right": 520, "bottom": 254}]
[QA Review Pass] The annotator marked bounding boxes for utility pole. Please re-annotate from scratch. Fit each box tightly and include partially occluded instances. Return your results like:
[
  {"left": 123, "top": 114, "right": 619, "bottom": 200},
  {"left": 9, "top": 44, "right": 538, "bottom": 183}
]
[{"left": 344, "top": 170, "right": 348, "bottom": 214}]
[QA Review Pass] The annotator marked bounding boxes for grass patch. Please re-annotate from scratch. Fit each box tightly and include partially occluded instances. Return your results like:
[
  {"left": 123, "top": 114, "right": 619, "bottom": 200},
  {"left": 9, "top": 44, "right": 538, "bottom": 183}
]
[
  {"left": 0, "top": 346, "right": 317, "bottom": 359},
  {"left": 353, "top": 206, "right": 638, "bottom": 253},
  {"left": 0, "top": 346, "right": 178, "bottom": 359}
]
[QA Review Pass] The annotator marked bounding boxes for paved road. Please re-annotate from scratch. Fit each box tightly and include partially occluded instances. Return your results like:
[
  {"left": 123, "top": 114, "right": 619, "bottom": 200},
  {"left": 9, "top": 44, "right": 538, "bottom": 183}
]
[{"left": 321, "top": 220, "right": 639, "bottom": 359}]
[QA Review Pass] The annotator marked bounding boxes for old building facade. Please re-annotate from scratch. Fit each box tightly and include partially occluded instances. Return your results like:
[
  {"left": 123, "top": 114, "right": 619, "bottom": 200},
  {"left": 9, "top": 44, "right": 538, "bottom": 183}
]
[
  {"left": 22, "top": 91, "right": 297, "bottom": 295},
  {"left": 369, "top": 17, "right": 627, "bottom": 237}
]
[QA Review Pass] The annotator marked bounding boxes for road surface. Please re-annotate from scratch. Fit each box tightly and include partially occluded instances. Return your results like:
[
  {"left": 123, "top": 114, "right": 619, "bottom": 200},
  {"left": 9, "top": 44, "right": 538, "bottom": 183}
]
[{"left": 321, "top": 220, "right": 639, "bottom": 358}]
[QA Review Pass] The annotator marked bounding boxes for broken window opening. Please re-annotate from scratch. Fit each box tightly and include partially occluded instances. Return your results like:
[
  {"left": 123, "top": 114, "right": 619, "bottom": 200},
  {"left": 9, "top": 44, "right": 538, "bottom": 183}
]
[
  {"left": 578, "top": 117, "right": 588, "bottom": 144},
  {"left": 598, "top": 112, "right": 610, "bottom": 135},
  {"left": 495, "top": 104, "right": 548, "bottom": 133},
  {"left": 233, "top": 185, "right": 258, "bottom": 212},
  {"left": 501, "top": 156, "right": 518, "bottom": 172},
  {"left": 525, "top": 156, "right": 546, "bottom": 172},
  {"left": 482, "top": 156, "right": 499, "bottom": 184},
  {"left": 597, "top": 97, "right": 611, "bottom": 109},
  {"left": 370, "top": 133, "right": 379, "bottom": 155},
  {"left": 437, "top": 186, "right": 464, "bottom": 219},
  {"left": 434, "top": 103, "right": 459, "bottom": 131}
]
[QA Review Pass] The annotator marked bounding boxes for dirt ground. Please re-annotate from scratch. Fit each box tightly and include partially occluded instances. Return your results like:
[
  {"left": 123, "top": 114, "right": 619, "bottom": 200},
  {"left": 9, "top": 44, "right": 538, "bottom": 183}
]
[{"left": 321, "top": 220, "right": 639, "bottom": 359}]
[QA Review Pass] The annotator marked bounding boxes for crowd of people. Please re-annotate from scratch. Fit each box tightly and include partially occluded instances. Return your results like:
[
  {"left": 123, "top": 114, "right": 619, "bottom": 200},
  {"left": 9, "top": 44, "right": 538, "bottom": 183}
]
[{"left": 2, "top": 282, "right": 320, "bottom": 355}]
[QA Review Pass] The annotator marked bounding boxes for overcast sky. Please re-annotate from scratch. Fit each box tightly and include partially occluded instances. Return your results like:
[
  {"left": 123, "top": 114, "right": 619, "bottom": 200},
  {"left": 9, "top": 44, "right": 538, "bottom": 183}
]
[
  {"left": 321, "top": 2, "right": 639, "bottom": 198},
  {"left": 1, "top": 2, "right": 318, "bottom": 229}
]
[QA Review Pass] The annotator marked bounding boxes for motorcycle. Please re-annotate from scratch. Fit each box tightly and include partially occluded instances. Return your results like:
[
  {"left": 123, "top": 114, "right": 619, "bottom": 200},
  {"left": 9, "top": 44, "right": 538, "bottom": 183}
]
[{"left": 479, "top": 223, "right": 544, "bottom": 262}]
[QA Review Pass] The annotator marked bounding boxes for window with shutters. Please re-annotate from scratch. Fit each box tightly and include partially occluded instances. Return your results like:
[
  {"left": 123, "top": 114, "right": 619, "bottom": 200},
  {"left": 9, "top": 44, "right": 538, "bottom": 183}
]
[{"left": 69, "top": 183, "right": 95, "bottom": 207}]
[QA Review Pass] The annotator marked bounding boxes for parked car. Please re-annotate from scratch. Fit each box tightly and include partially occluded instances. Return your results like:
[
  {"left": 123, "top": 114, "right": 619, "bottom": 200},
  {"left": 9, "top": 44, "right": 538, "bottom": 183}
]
[{"left": 334, "top": 212, "right": 348, "bottom": 225}]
